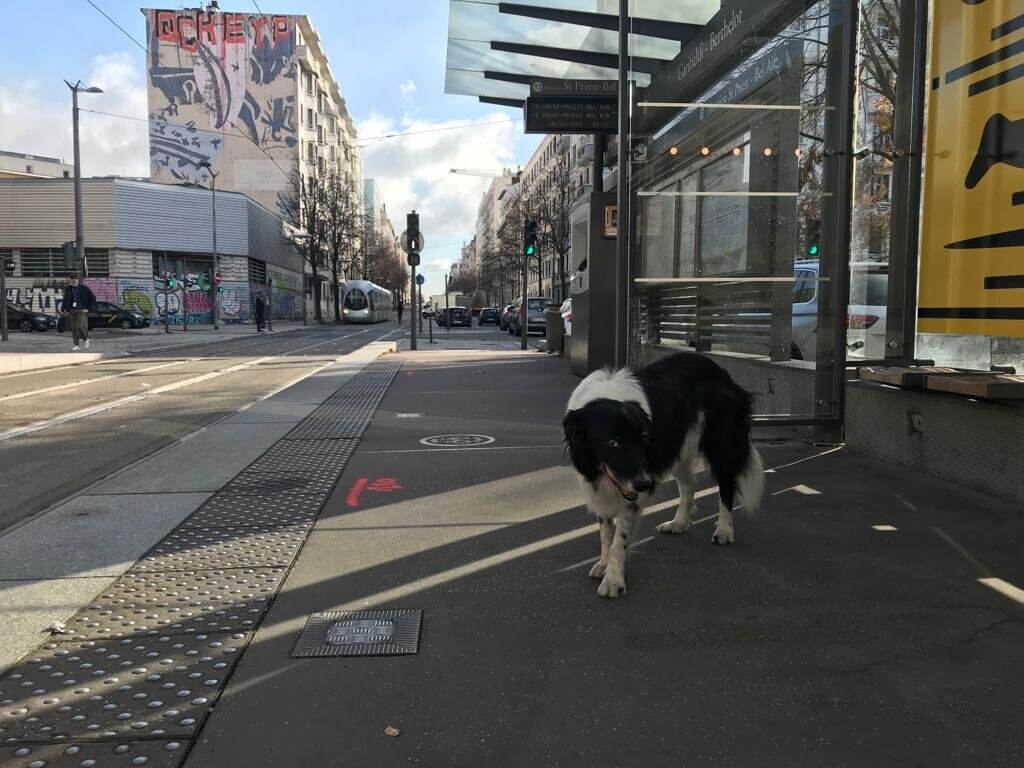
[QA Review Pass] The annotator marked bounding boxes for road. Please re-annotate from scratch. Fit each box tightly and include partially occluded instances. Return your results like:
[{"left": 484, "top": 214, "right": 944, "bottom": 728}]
[{"left": 0, "top": 323, "right": 401, "bottom": 532}]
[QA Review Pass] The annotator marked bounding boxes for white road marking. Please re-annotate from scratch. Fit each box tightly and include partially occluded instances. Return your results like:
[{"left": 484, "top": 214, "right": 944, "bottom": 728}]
[
  {"left": 872, "top": 524, "right": 898, "bottom": 532},
  {"left": 771, "top": 483, "right": 822, "bottom": 497},
  {"left": 372, "top": 444, "right": 564, "bottom": 454},
  {"left": 0, "top": 359, "right": 191, "bottom": 403},
  {"left": 978, "top": 577, "right": 1024, "bottom": 606},
  {"left": 0, "top": 331, "right": 372, "bottom": 442}
]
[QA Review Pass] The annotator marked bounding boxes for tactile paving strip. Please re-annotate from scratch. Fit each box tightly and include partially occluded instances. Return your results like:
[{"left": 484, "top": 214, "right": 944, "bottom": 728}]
[
  {"left": 2, "top": 740, "right": 184, "bottom": 768},
  {"left": 0, "top": 634, "right": 248, "bottom": 743},
  {"left": 181, "top": 493, "right": 321, "bottom": 530},
  {"left": 56, "top": 569, "right": 286, "bottom": 641},
  {"left": 131, "top": 526, "right": 307, "bottom": 573},
  {"left": 0, "top": 354, "right": 402, "bottom": 761}
]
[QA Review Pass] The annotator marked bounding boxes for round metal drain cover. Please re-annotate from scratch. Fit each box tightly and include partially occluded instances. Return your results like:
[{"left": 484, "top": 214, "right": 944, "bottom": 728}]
[{"left": 419, "top": 434, "right": 495, "bottom": 448}]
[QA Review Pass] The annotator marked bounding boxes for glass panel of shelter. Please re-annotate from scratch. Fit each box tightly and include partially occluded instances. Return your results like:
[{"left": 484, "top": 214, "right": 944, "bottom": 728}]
[{"left": 630, "top": 0, "right": 845, "bottom": 420}]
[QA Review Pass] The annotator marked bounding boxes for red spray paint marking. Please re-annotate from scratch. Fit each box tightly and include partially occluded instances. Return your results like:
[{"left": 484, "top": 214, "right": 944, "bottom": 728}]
[{"left": 346, "top": 477, "right": 403, "bottom": 508}]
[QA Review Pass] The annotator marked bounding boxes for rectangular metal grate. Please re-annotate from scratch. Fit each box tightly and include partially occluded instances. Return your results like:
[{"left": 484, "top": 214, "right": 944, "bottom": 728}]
[{"left": 291, "top": 609, "right": 423, "bottom": 658}]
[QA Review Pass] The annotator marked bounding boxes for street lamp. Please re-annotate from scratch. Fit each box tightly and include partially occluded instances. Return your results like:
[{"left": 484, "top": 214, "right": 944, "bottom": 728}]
[
  {"left": 64, "top": 80, "right": 103, "bottom": 277},
  {"left": 199, "top": 161, "right": 220, "bottom": 329}
]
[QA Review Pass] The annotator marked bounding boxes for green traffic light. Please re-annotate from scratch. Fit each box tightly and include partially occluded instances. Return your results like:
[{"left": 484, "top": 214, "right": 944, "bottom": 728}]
[
  {"left": 526, "top": 245, "right": 535, "bottom": 255},
  {"left": 808, "top": 244, "right": 819, "bottom": 256},
  {"left": 217, "top": 286, "right": 224, "bottom": 293}
]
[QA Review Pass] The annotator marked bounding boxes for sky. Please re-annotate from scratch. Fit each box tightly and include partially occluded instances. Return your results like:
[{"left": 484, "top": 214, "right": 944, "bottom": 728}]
[{"left": 0, "top": 0, "right": 542, "bottom": 298}]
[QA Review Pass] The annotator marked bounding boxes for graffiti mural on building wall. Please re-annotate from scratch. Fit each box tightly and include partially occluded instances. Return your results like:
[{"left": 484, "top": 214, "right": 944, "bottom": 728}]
[{"left": 145, "top": 9, "right": 298, "bottom": 211}]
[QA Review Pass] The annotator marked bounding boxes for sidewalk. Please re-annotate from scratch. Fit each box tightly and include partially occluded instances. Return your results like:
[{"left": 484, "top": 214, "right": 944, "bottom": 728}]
[
  {"left": 178, "top": 349, "right": 1023, "bottom": 767},
  {"left": 0, "top": 321, "right": 311, "bottom": 373},
  {"left": 0, "top": 340, "right": 395, "bottom": 674}
]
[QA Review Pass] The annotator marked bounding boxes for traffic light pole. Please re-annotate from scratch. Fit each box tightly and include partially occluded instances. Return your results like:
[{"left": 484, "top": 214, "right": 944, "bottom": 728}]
[
  {"left": 161, "top": 254, "right": 170, "bottom": 335},
  {"left": 521, "top": 220, "right": 528, "bottom": 351},
  {"left": 410, "top": 263, "right": 418, "bottom": 351}
]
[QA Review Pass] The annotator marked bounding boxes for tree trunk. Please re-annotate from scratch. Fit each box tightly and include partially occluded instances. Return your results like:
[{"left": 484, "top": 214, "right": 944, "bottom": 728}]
[
  {"left": 331, "top": 255, "right": 341, "bottom": 323},
  {"left": 311, "top": 260, "right": 322, "bottom": 323}
]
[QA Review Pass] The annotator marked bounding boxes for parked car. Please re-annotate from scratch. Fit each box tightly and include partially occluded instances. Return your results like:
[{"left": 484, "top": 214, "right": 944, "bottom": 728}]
[
  {"left": 509, "top": 297, "right": 551, "bottom": 336},
  {"left": 445, "top": 306, "right": 472, "bottom": 328},
  {"left": 560, "top": 298, "right": 573, "bottom": 336},
  {"left": 499, "top": 303, "right": 515, "bottom": 330},
  {"left": 479, "top": 307, "right": 500, "bottom": 326},
  {"left": 58, "top": 301, "right": 151, "bottom": 332},
  {"left": 791, "top": 260, "right": 887, "bottom": 360},
  {"left": 4, "top": 302, "right": 56, "bottom": 332},
  {"left": 434, "top": 307, "right": 448, "bottom": 327}
]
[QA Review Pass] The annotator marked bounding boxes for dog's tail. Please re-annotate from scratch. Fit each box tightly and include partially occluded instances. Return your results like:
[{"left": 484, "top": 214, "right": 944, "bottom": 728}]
[{"left": 738, "top": 444, "right": 765, "bottom": 511}]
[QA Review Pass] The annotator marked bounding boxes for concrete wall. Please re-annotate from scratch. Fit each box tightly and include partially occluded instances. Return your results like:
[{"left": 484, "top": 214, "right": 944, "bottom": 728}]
[{"left": 846, "top": 382, "right": 1024, "bottom": 505}]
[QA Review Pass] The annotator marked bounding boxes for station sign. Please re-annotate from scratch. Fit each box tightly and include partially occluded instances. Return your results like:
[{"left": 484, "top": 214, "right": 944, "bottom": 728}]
[{"left": 524, "top": 79, "right": 617, "bottom": 135}]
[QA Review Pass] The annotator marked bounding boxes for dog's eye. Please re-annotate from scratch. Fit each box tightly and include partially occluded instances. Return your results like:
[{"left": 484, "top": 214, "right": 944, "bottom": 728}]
[{"left": 607, "top": 439, "right": 619, "bottom": 448}]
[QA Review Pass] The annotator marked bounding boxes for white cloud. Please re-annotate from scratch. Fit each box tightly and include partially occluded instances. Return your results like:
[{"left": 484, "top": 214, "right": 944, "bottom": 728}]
[
  {"left": 399, "top": 79, "right": 418, "bottom": 95},
  {"left": 0, "top": 52, "right": 148, "bottom": 177},
  {"left": 356, "top": 111, "right": 520, "bottom": 246}
]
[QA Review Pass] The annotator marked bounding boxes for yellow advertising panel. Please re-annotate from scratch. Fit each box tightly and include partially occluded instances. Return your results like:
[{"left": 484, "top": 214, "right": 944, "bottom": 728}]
[{"left": 919, "top": 0, "right": 1024, "bottom": 336}]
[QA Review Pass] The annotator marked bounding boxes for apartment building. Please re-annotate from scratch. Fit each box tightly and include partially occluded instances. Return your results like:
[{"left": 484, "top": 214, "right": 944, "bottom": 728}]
[
  {"left": 0, "top": 150, "right": 73, "bottom": 180},
  {"left": 473, "top": 170, "right": 517, "bottom": 278}
]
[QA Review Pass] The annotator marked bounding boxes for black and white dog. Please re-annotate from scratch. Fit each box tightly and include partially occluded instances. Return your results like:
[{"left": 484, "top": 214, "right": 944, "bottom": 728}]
[{"left": 563, "top": 352, "right": 764, "bottom": 598}]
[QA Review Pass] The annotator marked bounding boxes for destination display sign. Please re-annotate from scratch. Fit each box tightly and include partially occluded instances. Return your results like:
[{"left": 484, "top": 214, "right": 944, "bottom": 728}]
[{"left": 524, "top": 80, "right": 618, "bottom": 134}]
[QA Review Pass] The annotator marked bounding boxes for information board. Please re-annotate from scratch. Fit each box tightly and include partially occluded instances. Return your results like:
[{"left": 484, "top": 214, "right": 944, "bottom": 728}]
[{"left": 919, "top": 1, "right": 1024, "bottom": 336}]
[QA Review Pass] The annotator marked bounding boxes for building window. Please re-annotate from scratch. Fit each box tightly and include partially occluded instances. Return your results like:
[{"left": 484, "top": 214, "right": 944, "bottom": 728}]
[
  {"left": 303, "top": 70, "right": 313, "bottom": 94},
  {"left": 19, "top": 247, "right": 109, "bottom": 277},
  {"left": 25, "top": 165, "right": 33, "bottom": 174},
  {"left": 248, "top": 258, "right": 268, "bottom": 284},
  {"left": 306, "top": 107, "right": 314, "bottom": 127},
  {"left": 307, "top": 142, "right": 315, "bottom": 163},
  {"left": 62, "top": 170, "right": 70, "bottom": 178}
]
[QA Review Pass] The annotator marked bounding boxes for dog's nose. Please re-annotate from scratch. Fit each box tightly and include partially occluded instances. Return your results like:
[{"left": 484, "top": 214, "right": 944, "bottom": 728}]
[{"left": 634, "top": 477, "right": 653, "bottom": 493}]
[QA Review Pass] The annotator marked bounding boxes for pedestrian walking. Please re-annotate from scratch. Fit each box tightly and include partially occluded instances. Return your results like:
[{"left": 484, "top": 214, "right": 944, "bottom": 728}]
[
  {"left": 60, "top": 272, "right": 96, "bottom": 351},
  {"left": 254, "top": 293, "right": 266, "bottom": 332},
  {"left": 397, "top": 298, "right": 404, "bottom": 324}
]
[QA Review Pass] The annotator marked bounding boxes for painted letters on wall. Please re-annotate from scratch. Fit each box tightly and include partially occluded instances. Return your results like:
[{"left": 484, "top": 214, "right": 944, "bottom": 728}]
[{"left": 145, "top": 9, "right": 298, "bottom": 214}]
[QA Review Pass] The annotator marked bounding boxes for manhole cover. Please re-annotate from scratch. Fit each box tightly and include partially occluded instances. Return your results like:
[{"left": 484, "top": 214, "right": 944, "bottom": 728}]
[
  {"left": 419, "top": 434, "right": 495, "bottom": 448},
  {"left": 291, "top": 609, "right": 422, "bottom": 658}
]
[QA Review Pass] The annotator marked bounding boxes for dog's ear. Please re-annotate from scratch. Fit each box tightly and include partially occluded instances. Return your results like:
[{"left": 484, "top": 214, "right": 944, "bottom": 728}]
[
  {"left": 563, "top": 408, "right": 598, "bottom": 480},
  {"left": 622, "top": 401, "right": 651, "bottom": 436}
]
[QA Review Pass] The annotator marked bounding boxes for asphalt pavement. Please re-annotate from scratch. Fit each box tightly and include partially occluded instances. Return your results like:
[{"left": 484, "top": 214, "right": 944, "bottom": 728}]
[
  {"left": 182, "top": 348, "right": 1024, "bottom": 768},
  {"left": 0, "top": 322, "right": 403, "bottom": 531}
]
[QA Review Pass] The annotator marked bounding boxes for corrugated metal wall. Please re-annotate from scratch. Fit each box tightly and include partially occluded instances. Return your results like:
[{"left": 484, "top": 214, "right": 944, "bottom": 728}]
[
  {"left": 0, "top": 179, "right": 116, "bottom": 248},
  {"left": 246, "top": 198, "right": 303, "bottom": 273},
  {"left": 114, "top": 179, "right": 248, "bottom": 255}
]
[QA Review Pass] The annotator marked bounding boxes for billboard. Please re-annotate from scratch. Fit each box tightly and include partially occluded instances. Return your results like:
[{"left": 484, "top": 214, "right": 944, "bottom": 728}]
[
  {"left": 919, "top": 1, "right": 1024, "bottom": 336},
  {"left": 144, "top": 8, "right": 298, "bottom": 214}
]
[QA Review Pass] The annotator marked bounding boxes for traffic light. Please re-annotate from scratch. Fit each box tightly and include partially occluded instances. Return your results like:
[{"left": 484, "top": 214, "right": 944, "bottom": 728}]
[
  {"left": 197, "top": 270, "right": 212, "bottom": 292},
  {"left": 62, "top": 241, "right": 75, "bottom": 270},
  {"left": 2, "top": 252, "right": 13, "bottom": 272},
  {"left": 524, "top": 218, "right": 538, "bottom": 257},
  {"left": 406, "top": 211, "right": 421, "bottom": 253},
  {"left": 806, "top": 219, "right": 821, "bottom": 258}
]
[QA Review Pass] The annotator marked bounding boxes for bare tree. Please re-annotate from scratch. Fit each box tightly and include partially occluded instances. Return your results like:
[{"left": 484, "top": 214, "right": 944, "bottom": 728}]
[
  {"left": 322, "top": 173, "right": 362, "bottom": 321},
  {"left": 279, "top": 169, "right": 327, "bottom": 323},
  {"left": 533, "top": 153, "right": 575, "bottom": 300}
]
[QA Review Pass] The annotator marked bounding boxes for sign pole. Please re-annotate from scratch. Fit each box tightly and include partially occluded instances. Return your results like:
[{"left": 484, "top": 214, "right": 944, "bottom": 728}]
[
  {"left": 410, "top": 263, "right": 417, "bottom": 351},
  {"left": 161, "top": 254, "right": 170, "bottom": 334}
]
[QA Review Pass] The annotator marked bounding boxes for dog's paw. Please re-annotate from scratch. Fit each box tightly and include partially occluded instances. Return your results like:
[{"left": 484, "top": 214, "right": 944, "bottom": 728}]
[
  {"left": 711, "top": 523, "right": 735, "bottom": 545},
  {"left": 597, "top": 574, "right": 626, "bottom": 598},
  {"left": 588, "top": 560, "right": 607, "bottom": 579},
  {"left": 656, "top": 518, "right": 691, "bottom": 534}
]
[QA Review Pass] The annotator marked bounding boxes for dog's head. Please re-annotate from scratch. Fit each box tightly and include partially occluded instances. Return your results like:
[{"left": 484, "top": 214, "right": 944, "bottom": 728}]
[{"left": 563, "top": 398, "right": 653, "bottom": 502}]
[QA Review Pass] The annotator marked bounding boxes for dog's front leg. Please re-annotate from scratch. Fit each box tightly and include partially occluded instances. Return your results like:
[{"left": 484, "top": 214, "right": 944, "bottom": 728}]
[
  {"left": 589, "top": 517, "right": 615, "bottom": 579},
  {"left": 598, "top": 503, "right": 637, "bottom": 598}
]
